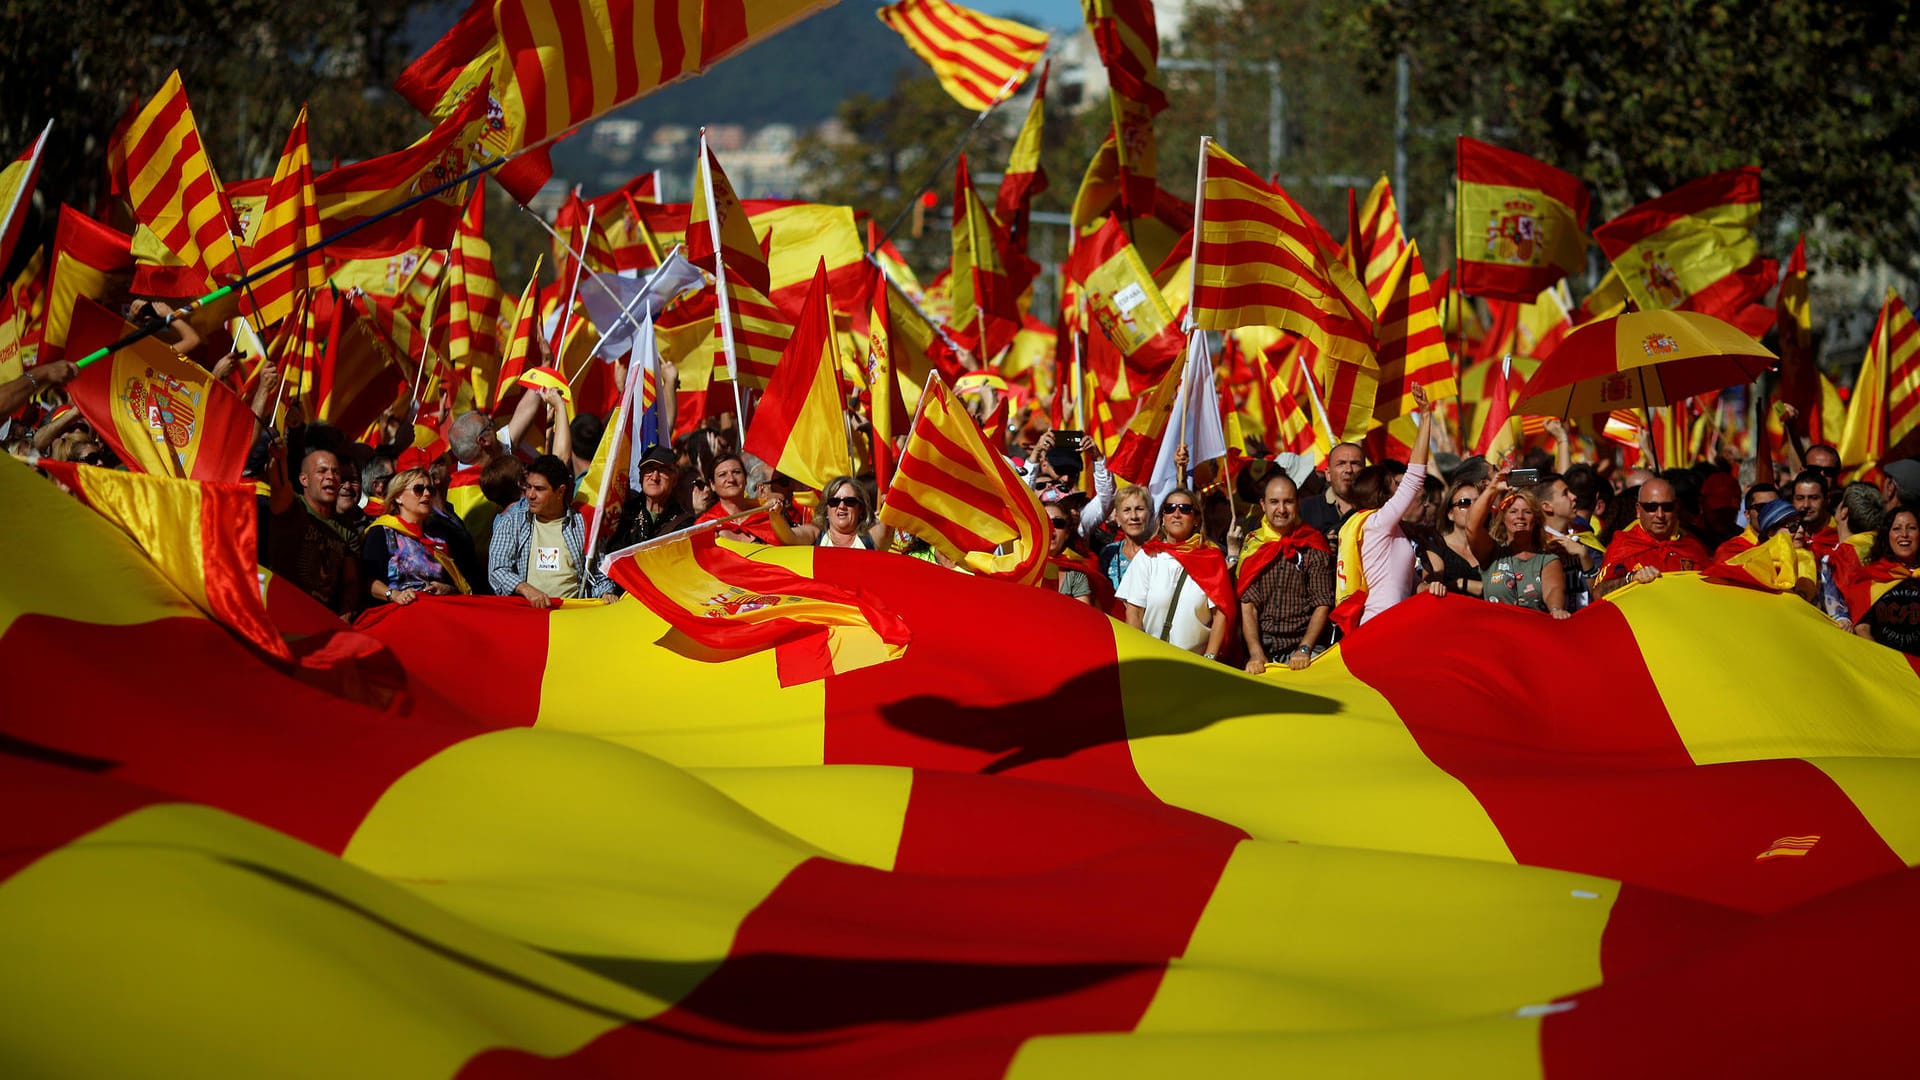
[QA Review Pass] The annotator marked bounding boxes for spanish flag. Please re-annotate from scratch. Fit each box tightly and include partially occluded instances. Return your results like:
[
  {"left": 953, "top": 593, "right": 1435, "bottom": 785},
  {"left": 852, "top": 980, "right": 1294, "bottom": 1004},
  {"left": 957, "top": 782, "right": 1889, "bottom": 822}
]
[
  {"left": 0, "top": 249, "right": 42, "bottom": 385},
  {"left": 1838, "top": 287, "right": 1920, "bottom": 469},
  {"left": 878, "top": 376, "right": 1047, "bottom": 585},
  {"left": 35, "top": 459, "right": 289, "bottom": 661},
  {"left": 241, "top": 107, "right": 323, "bottom": 328},
  {"left": 1062, "top": 214, "right": 1184, "bottom": 400},
  {"left": 39, "top": 207, "right": 134, "bottom": 364},
  {"left": 606, "top": 526, "right": 910, "bottom": 686},
  {"left": 995, "top": 60, "right": 1050, "bottom": 245},
  {"left": 1191, "top": 139, "right": 1376, "bottom": 368},
  {"left": 1455, "top": 136, "right": 1590, "bottom": 303},
  {"left": 876, "top": 0, "right": 1047, "bottom": 111},
  {"left": 64, "top": 297, "right": 256, "bottom": 482},
  {"left": 0, "top": 119, "right": 49, "bottom": 275},
  {"left": 1774, "top": 236, "right": 1845, "bottom": 447},
  {"left": 865, "top": 260, "right": 940, "bottom": 493},
  {"left": 743, "top": 262, "right": 851, "bottom": 492},
  {"left": 1592, "top": 166, "right": 1777, "bottom": 336}
]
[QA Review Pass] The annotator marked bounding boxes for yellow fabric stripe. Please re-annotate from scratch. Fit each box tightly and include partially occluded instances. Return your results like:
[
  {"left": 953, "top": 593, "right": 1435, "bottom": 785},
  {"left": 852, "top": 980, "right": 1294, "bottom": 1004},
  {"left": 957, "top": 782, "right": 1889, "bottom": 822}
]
[
  {"left": 0, "top": 457, "right": 205, "bottom": 634},
  {"left": 1119, "top": 628, "right": 1514, "bottom": 864},
  {"left": 0, "top": 803, "right": 644, "bottom": 1076},
  {"left": 1141, "top": 838, "right": 1611, "bottom": 1036},
  {"left": 688, "top": 764, "right": 912, "bottom": 871},
  {"left": 1008, "top": 1015, "right": 1542, "bottom": 1078},
  {"left": 1606, "top": 199, "right": 1760, "bottom": 312},
  {"left": 1612, "top": 575, "right": 1920, "bottom": 860}
]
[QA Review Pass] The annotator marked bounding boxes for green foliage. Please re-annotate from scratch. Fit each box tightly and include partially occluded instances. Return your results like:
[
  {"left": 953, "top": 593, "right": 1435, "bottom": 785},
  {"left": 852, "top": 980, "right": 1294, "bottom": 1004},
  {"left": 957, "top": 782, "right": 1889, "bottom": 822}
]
[
  {"left": 1330, "top": 0, "right": 1920, "bottom": 273},
  {"left": 1, "top": 0, "right": 435, "bottom": 279}
]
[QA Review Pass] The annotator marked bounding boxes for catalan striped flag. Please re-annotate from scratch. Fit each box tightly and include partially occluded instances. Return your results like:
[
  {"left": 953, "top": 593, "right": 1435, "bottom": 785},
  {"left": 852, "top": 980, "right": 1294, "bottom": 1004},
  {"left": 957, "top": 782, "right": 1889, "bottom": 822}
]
[
  {"left": 1082, "top": 0, "right": 1166, "bottom": 218},
  {"left": 1755, "top": 835, "right": 1822, "bottom": 861},
  {"left": 551, "top": 189, "right": 616, "bottom": 284},
  {"left": 878, "top": 376, "right": 1047, "bottom": 585},
  {"left": 1309, "top": 340, "right": 1379, "bottom": 450},
  {"left": 445, "top": 185, "right": 503, "bottom": 404},
  {"left": 995, "top": 60, "right": 1049, "bottom": 245},
  {"left": 0, "top": 120, "right": 50, "bottom": 275},
  {"left": 1455, "top": 136, "right": 1591, "bottom": 304},
  {"left": 949, "top": 154, "right": 1033, "bottom": 362},
  {"left": 112, "top": 71, "right": 241, "bottom": 288},
  {"left": 1837, "top": 288, "right": 1920, "bottom": 469},
  {"left": 691, "top": 135, "right": 791, "bottom": 389},
  {"left": 242, "top": 107, "right": 323, "bottom": 328},
  {"left": 491, "top": 256, "right": 544, "bottom": 408},
  {"left": 1191, "top": 139, "right": 1376, "bottom": 368},
  {"left": 1371, "top": 240, "right": 1457, "bottom": 421},
  {"left": 39, "top": 207, "right": 134, "bottom": 365},
  {"left": 1062, "top": 214, "right": 1183, "bottom": 401},
  {"left": 1351, "top": 175, "right": 1408, "bottom": 297},
  {"left": 396, "top": 0, "right": 836, "bottom": 203},
  {"left": 1593, "top": 166, "right": 1777, "bottom": 337},
  {"left": 743, "top": 262, "right": 851, "bottom": 493},
  {"left": 63, "top": 296, "right": 255, "bottom": 482},
  {"left": 876, "top": 0, "right": 1047, "bottom": 111}
]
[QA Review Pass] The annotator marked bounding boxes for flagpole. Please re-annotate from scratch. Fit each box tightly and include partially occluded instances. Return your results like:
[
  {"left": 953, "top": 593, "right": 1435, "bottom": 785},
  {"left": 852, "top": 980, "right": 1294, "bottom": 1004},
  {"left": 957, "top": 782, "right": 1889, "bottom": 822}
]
[
  {"left": 1296, "top": 351, "right": 1337, "bottom": 452},
  {"left": 520, "top": 204, "right": 683, "bottom": 352},
  {"left": 583, "top": 327, "right": 646, "bottom": 565},
  {"left": 74, "top": 152, "right": 512, "bottom": 371},
  {"left": 409, "top": 248, "right": 450, "bottom": 416},
  {"left": 597, "top": 503, "right": 766, "bottom": 575},
  {"left": 573, "top": 244, "right": 686, "bottom": 372},
  {"left": 699, "top": 130, "right": 751, "bottom": 428},
  {"left": 879, "top": 65, "right": 1033, "bottom": 244},
  {"left": 1184, "top": 137, "right": 1209, "bottom": 334}
]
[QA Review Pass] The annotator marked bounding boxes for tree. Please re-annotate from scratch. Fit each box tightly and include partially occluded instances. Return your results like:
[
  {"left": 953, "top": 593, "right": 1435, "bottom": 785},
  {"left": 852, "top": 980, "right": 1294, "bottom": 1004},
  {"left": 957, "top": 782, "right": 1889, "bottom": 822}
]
[
  {"left": 1, "top": 0, "right": 436, "bottom": 282},
  {"left": 1331, "top": 0, "right": 1920, "bottom": 274}
]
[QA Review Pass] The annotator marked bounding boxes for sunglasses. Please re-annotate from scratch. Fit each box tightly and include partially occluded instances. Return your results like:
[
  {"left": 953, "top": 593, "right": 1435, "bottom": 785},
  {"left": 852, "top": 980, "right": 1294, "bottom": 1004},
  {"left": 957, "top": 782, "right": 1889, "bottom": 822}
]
[
  {"left": 1047, "top": 516, "right": 1071, "bottom": 528},
  {"left": 79, "top": 452, "right": 109, "bottom": 467},
  {"left": 1452, "top": 498, "right": 1475, "bottom": 508},
  {"left": 1639, "top": 500, "right": 1677, "bottom": 512},
  {"left": 691, "top": 477, "right": 710, "bottom": 489},
  {"left": 1042, "top": 478, "right": 1077, "bottom": 491},
  {"left": 405, "top": 483, "right": 431, "bottom": 496},
  {"left": 1162, "top": 502, "right": 1197, "bottom": 516},
  {"left": 1785, "top": 519, "right": 1812, "bottom": 534},
  {"left": 824, "top": 495, "right": 863, "bottom": 509},
  {"left": 1807, "top": 465, "right": 1839, "bottom": 476}
]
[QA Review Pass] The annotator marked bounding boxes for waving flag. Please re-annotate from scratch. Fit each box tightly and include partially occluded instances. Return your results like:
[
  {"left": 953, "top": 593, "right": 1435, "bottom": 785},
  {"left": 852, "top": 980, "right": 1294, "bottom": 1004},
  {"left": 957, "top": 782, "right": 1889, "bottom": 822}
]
[
  {"left": 1082, "top": 0, "right": 1166, "bottom": 217},
  {"left": 1593, "top": 166, "right": 1777, "bottom": 337},
  {"left": 242, "top": 107, "right": 323, "bottom": 327},
  {"left": 1371, "top": 239, "right": 1456, "bottom": 420},
  {"left": 39, "top": 208, "right": 134, "bottom": 365},
  {"left": 607, "top": 526, "right": 910, "bottom": 685},
  {"left": 743, "top": 262, "right": 852, "bottom": 492},
  {"left": 1349, "top": 174, "right": 1408, "bottom": 296},
  {"left": 1455, "top": 136, "right": 1591, "bottom": 303},
  {"left": 1838, "top": 287, "right": 1920, "bottom": 468},
  {"left": 879, "top": 376, "right": 1046, "bottom": 584},
  {"left": 994, "top": 60, "right": 1049, "bottom": 244},
  {"left": 111, "top": 71, "right": 241, "bottom": 288},
  {"left": 445, "top": 185, "right": 502, "bottom": 401},
  {"left": 1191, "top": 139, "right": 1376, "bottom": 367},
  {"left": 691, "top": 135, "right": 791, "bottom": 388},
  {"left": 866, "top": 259, "right": 941, "bottom": 492},
  {"left": 876, "top": 0, "right": 1047, "bottom": 111},
  {"left": 396, "top": 0, "right": 836, "bottom": 202},
  {"left": 949, "top": 154, "right": 1034, "bottom": 361},
  {"left": 0, "top": 120, "right": 49, "bottom": 274},
  {"left": 1773, "top": 236, "right": 1843, "bottom": 447},
  {"left": 1063, "top": 214, "right": 1185, "bottom": 402}
]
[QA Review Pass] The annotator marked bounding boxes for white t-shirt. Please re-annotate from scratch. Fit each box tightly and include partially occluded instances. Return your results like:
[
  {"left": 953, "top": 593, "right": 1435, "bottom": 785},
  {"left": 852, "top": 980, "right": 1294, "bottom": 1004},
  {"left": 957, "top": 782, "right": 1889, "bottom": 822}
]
[{"left": 1115, "top": 551, "right": 1218, "bottom": 653}]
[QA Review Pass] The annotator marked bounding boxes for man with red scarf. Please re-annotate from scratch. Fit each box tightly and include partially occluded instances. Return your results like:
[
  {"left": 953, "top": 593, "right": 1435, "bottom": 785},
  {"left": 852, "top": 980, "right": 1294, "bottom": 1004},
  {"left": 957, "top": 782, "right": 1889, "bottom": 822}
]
[
  {"left": 1238, "top": 472, "right": 1335, "bottom": 673},
  {"left": 1596, "top": 477, "right": 1712, "bottom": 597}
]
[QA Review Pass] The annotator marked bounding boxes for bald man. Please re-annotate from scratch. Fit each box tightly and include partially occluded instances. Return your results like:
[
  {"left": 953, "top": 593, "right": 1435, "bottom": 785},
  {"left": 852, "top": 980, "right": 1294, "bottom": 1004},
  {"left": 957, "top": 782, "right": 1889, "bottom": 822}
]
[{"left": 1595, "top": 478, "right": 1712, "bottom": 597}]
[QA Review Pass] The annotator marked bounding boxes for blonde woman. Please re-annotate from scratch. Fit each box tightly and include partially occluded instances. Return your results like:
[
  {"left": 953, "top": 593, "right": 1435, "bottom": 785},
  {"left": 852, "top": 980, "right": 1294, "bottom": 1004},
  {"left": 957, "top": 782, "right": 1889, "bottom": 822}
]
[
  {"left": 362, "top": 466, "right": 470, "bottom": 606},
  {"left": 812, "top": 476, "right": 887, "bottom": 550},
  {"left": 1097, "top": 484, "right": 1157, "bottom": 588},
  {"left": 1465, "top": 468, "right": 1570, "bottom": 618}
]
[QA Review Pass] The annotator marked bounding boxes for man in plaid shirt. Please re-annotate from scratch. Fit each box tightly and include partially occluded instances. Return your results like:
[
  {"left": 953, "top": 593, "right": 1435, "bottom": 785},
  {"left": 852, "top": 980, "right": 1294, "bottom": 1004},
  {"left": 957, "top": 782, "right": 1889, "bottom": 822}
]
[{"left": 488, "top": 455, "right": 614, "bottom": 606}]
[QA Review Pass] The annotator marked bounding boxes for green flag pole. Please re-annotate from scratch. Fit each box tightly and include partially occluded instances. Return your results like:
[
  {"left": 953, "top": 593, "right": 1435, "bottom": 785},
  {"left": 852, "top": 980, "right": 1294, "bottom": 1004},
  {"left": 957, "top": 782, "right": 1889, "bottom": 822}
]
[{"left": 72, "top": 152, "right": 511, "bottom": 370}]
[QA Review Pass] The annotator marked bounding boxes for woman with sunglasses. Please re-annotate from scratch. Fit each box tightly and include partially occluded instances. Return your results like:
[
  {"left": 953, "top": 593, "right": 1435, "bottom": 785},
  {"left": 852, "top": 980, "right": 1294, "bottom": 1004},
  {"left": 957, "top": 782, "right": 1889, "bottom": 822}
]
[
  {"left": 809, "top": 476, "right": 887, "bottom": 550},
  {"left": 1117, "top": 487, "right": 1234, "bottom": 659},
  {"left": 1850, "top": 508, "right": 1920, "bottom": 654},
  {"left": 1465, "top": 468, "right": 1570, "bottom": 618},
  {"left": 361, "top": 466, "right": 471, "bottom": 606},
  {"left": 1424, "top": 478, "right": 1485, "bottom": 597}
]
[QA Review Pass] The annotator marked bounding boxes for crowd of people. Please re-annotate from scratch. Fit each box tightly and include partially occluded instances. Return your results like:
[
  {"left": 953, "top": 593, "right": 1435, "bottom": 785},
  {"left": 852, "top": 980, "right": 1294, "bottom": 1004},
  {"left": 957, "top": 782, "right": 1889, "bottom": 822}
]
[{"left": 8, "top": 322, "right": 1920, "bottom": 667}]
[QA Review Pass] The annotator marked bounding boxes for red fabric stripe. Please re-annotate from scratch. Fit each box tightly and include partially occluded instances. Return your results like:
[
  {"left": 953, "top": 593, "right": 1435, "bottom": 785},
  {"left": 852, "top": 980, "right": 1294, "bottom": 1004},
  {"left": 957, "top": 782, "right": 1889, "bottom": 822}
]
[
  {"left": 501, "top": 0, "right": 552, "bottom": 146},
  {"left": 1457, "top": 258, "right": 1568, "bottom": 304},
  {"left": 394, "top": 0, "right": 499, "bottom": 111},
  {"left": 654, "top": 0, "right": 690, "bottom": 83},
  {"left": 895, "top": 16, "right": 1006, "bottom": 102},
  {"left": 1594, "top": 167, "right": 1762, "bottom": 258},
  {"left": 122, "top": 92, "right": 190, "bottom": 190},
  {"left": 1455, "top": 137, "right": 1590, "bottom": 219},
  {"left": 700, "top": 0, "right": 749, "bottom": 61},
  {"left": 1343, "top": 594, "right": 1904, "bottom": 914},
  {"left": 0, "top": 757, "right": 165, "bottom": 886},
  {"left": 551, "top": 1, "right": 597, "bottom": 142}
]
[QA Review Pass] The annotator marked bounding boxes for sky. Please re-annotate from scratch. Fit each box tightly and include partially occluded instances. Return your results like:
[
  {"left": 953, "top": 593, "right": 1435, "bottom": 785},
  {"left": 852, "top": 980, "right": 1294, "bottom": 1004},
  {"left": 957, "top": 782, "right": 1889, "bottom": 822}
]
[{"left": 979, "top": 0, "right": 1085, "bottom": 30}]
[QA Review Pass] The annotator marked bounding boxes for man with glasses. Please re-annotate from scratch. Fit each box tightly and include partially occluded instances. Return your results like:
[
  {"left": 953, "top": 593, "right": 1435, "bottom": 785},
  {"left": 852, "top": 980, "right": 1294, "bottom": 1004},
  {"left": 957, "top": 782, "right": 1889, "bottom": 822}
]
[{"left": 1595, "top": 477, "right": 1711, "bottom": 597}]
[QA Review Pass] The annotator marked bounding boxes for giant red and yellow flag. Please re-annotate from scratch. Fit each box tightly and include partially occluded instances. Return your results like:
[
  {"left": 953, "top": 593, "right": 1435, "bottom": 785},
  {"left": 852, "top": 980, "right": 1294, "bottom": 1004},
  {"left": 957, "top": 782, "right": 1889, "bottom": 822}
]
[
  {"left": 1063, "top": 214, "right": 1183, "bottom": 401},
  {"left": 1455, "top": 136, "right": 1590, "bottom": 303},
  {"left": 1593, "top": 166, "right": 1777, "bottom": 337},
  {"left": 1838, "top": 287, "right": 1920, "bottom": 469},
  {"left": 1371, "top": 239, "right": 1457, "bottom": 421},
  {"left": 226, "top": 87, "right": 493, "bottom": 262},
  {"left": 949, "top": 153, "right": 1034, "bottom": 362},
  {"left": 242, "top": 106, "right": 324, "bottom": 328},
  {"left": 877, "top": 0, "right": 1047, "bottom": 111},
  {"left": 112, "top": 71, "right": 241, "bottom": 288},
  {"left": 0, "top": 120, "right": 50, "bottom": 275},
  {"left": 64, "top": 297, "right": 255, "bottom": 481},
  {"left": 8, "top": 440, "right": 1920, "bottom": 1075},
  {"left": 879, "top": 376, "right": 1047, "bottom": 584},
  {"left": 37, "top": 460, "right": 289, "bottom": 661},
  {"left": 396, "top": 0, "right": 835, "bottom": 202},
  {"left": 607, "top": 525, "right": 910, "bottom": 686},
  {"left": 743, "top": 262, "right": 851, "bottom": 492},
  {"left": 1081, "top": 0, "right": 1165, "bottom": 218},
  {"left": 39, "top": 207, "right": 134, "bottom": 365},
  {"left": 994, "top": 60, "right": 1049, "bottom": 244},
  {"left": 1191, "top": 139, "right": 1376, "bottom": 367}
]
